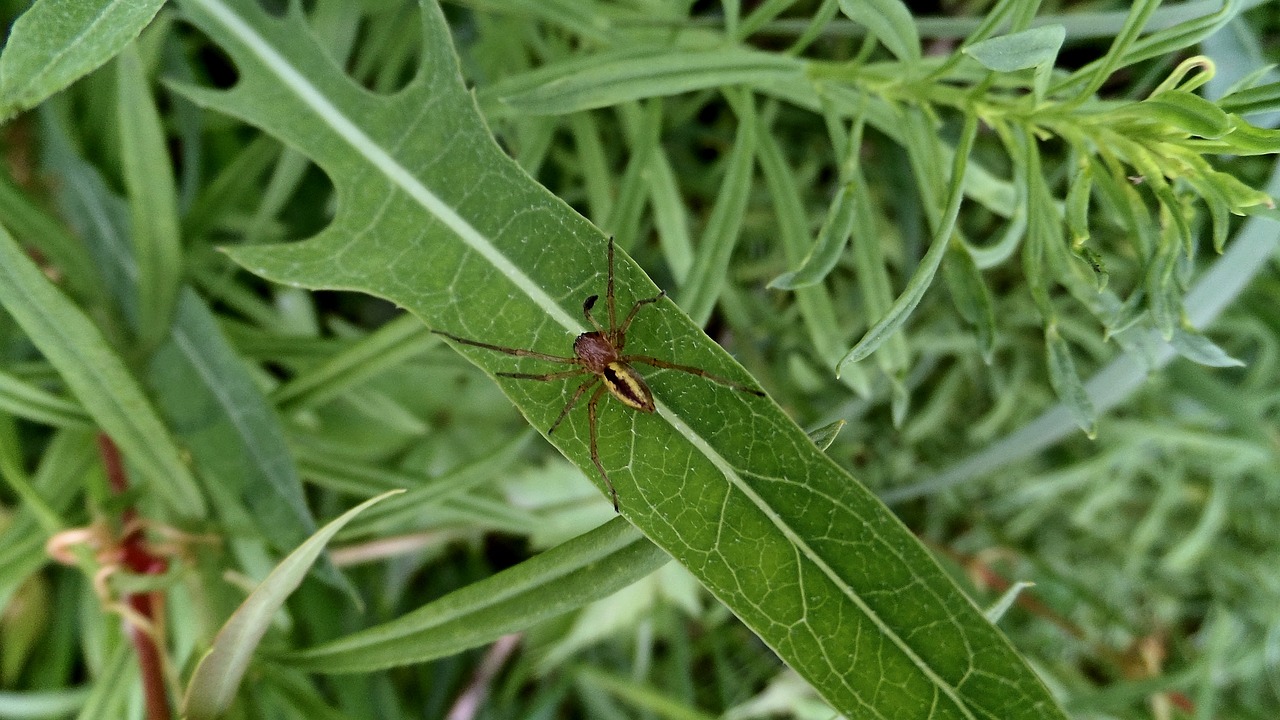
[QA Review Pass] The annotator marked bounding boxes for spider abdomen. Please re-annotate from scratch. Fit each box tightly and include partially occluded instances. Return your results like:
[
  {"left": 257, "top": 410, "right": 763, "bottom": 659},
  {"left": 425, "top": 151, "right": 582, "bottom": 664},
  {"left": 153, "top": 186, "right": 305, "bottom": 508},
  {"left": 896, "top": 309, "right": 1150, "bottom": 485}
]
[{"left": 603, "top": 362, "right": 655, "bottom": 412}]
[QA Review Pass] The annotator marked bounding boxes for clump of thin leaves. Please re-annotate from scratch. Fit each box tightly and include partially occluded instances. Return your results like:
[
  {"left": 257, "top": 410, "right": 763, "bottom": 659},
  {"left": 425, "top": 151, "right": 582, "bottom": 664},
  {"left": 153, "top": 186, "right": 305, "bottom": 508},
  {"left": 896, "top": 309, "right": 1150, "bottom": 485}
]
[{"left": 0, "top": 1, "right": 1278, "bottom": 719}]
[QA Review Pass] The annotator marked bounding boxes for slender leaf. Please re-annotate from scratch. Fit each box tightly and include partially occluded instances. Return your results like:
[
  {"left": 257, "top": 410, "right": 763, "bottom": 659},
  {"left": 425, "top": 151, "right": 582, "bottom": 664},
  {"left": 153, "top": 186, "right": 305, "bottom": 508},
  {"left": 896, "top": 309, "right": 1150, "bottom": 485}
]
[
  {"left": 963, "top": 25, "right": 1066, "bottom": 72},
  {"left": 1218, "top": 79, "right": 1280, "bottom": 116},
  {"left": 755, "top": 113, "right": 846, "bottom": 366},
  {"left": 1169, "top": 328, "right": 1245, "bottom": 367},
  {"left": 0, "top": 0, "right": 166, "bottom": 119},
  {"left": 837, "top": 111, "right": 979, "bottom": 372},
  {"left": 0, "top": 369, "right": 93, "bottom": 429},
  {"left": 1045, "top": 325, "right": 1097, "bottom": 437},
  {"left": 678, "top": 92, "right": 757, "bottom": 326},
  {"left": 495, "top": 48, "right": 804, "bottom": 116},
  {"left": 768, "top": 184, "right": 857, "bottom": 290},
  {"left": 117, "top": 42, "right": 183, "bottom": 348},
  {"left": 836, "top": 0, "right": 921, "bottom": 63},
  {"left": 286, "top": 518, "right": 668, "bottom": 672},
  {"left": 0, "top": 222, "right": 206, "bottom": 516},
  {"left": 182, "top": 490, "right": 401, "bottom": 719}
]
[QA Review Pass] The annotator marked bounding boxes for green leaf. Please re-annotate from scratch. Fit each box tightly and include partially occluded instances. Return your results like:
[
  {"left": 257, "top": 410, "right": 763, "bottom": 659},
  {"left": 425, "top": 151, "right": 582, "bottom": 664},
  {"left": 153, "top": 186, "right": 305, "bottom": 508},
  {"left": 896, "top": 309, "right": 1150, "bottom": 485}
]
[
  {"left": 754, "top": 110, "right": 847, "bottom": 366},
  {"left": 117, "top": 42, "right": 184, "bottom": 349},
  {"left": 1218, "top": 79, "right": 1280, "bottom": 116},
  {"left": 838, "top": 110, "right": 979, "bottom": 372},
  {"left": 0, "top": 221, "right": 206, "bottom": 517},
  {"left": 678, "top": 91, "right": 757, "bottom": 326},
  {"left": 0, "top": 368, "right": 93, "bottom": 430},
  {"left": 1169, "top": 328, "right": 1245, "bottom": 368},
  {"left": 0, "top": 0, "right": 166, "bottom": 119},
  {"left": 836, "top": 0, "right": 921, "bottom": 63},
  {"left": 768, "top": 183, "right": 857, "bottom": 290},
  {"left": 285, "top": 518, "right": 668, "bottom": 672},
  {"left": 182, "top": 490, "right": 401, "bottom": 719},
  {"left": 39, "top": 107, "right": 333, "bottom": 586},
  {"left": 1045, "top": 325, "right": 1097, "bottom": 438},
  {"left": 149, "top": 290, "right": 341, "bottom": 586},
  {"left": 492, "top": 48, "right": 804, "bottom": 116},
  {"left": 1133, "top": 89, "right": 1232, "bottom": 138},
  {"left": 0, "top": 169, "right": 105, "bottom": 309},
  {"left": 941, "top": 243, "right": 996, "bottom": 362},
  {"left": 173, "top": 1, "right": 1068, "bottom": 717},
  {"left": 806, "top": 419, "right": 846, "bottom": 451},
  {"left": 963, "top": 25, "right": 1066, "bottom": 72}
]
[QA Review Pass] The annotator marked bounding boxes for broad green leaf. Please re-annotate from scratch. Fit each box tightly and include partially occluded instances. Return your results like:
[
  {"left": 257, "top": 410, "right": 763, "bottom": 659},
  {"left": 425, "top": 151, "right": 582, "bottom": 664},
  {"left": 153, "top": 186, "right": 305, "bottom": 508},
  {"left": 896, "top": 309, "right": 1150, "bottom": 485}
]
[
  {"left": 182, "top": 490, "right": 400, "bottom": 720},
  {"left": 836, "top": 0, "right": 921, "bottom": 63},
  {"left": 285, "top": 517, "right": 668, "bottom": 672},
  {"left": 173, "top": 1, "right": 1068, "bottom": 717},
  {"left": 0, "top": 0, "right": 166, "bottom": 119},
  {"left": 0, "top": 222, "right": 206, "bottom": 516},
  {"left": 963, "top": 25, "right": 1066, "bottom": 72},
  {"left": 117, "top": 42, "right": 184, "bottom": 349}
]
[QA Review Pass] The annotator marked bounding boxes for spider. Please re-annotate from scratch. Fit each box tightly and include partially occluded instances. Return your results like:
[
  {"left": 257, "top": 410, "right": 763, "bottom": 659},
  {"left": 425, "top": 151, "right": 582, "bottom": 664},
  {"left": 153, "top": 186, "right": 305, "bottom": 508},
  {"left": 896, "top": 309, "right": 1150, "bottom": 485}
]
[{"left": 433, "top": 237, "right": 764, "bottom": 512}]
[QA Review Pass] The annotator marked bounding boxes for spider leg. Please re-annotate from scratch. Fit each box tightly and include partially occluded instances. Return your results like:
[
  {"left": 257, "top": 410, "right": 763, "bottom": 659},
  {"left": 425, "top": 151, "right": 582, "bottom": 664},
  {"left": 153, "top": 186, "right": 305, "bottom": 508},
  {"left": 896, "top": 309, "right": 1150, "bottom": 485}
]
[
  {"left": 613, "top": 291, "right": 665, "bottom": 348},
  {"left": 497, "top": 369, "right": 590, "bottom": 382},
  {"left": 586, "top": 382, "right": 619, "bottom": 512},
  {"left": 582, "top": 294, "right": 607, "bottom": 334},
  {"left": 547, "top": 375, "right": 600, "bottom": 434},
  {"left": 623, "top": 355, "right": 765, "bottom": 396},
  {"left": 606, "top": 236, "right": 617, "bottom": 331},
  {"left": 433, "top": 330, "right": 578, "bottom": 364}
]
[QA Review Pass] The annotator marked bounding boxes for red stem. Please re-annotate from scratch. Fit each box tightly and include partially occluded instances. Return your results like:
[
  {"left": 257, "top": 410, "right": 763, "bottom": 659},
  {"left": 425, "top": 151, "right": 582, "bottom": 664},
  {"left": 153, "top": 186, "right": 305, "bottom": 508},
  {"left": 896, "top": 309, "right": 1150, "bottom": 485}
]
[{"left": 97, "top": 433, "right": 171, "bottom": 720}]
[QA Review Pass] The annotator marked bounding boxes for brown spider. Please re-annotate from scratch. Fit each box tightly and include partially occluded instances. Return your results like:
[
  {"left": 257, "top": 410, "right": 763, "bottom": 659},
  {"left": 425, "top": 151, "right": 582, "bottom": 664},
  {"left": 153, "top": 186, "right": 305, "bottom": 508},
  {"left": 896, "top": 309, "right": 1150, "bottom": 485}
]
[{"left": 433, "top": 238, "right": 764, "bottom": 511}]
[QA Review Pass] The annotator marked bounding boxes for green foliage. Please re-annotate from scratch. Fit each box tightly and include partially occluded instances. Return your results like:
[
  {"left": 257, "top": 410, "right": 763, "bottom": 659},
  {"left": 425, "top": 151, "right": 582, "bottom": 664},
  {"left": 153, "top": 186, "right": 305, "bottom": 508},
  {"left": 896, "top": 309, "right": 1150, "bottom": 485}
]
[{"left": 0, "top": 1, "right": 1278, "bottom": 719}]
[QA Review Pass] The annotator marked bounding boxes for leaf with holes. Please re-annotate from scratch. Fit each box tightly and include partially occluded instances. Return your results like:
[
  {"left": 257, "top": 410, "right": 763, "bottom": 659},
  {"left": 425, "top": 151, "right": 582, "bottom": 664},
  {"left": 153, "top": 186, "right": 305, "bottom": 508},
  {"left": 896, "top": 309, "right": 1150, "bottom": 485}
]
[{"left": 170, "top": 1, "right": 1067, "bottom": 717}]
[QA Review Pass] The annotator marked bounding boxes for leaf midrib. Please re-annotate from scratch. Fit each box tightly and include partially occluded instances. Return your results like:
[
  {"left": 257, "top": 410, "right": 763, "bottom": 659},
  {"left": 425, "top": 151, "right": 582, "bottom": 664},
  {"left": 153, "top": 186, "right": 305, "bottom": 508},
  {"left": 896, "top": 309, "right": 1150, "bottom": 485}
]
[{"left": 194, "top": 1, "right": 976, "bottom": 713}]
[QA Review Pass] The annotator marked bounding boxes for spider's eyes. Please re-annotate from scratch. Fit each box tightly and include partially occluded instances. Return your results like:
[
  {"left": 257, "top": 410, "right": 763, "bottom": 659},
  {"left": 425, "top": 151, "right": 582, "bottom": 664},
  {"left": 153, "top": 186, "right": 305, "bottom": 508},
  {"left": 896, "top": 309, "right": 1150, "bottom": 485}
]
[{"left": 584, "top": 294, "right": 599, "bottom": 311}]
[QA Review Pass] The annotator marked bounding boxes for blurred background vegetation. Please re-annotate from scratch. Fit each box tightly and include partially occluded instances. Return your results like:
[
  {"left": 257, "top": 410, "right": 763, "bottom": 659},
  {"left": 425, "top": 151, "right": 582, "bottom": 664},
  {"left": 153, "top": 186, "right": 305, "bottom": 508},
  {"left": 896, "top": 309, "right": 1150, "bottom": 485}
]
[{"left": 1, "top": 0, "right": 1279, "bottom": 718}]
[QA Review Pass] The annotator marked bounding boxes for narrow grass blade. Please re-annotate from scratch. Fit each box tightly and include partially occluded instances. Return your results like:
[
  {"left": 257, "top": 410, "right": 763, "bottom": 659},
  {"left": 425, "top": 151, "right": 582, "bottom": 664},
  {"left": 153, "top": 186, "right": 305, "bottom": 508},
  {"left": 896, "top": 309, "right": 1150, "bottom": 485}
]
[
  {"left": 678, "top": 92, "right": 757, "bottom": 326},
  {"left": 117, "top": 42, "right": 183, "bottom": 349},
  {"left": 496, "top": 48, "right": 804, "bottom": 115},
  {"left": 285, "top": 518, "right": 668, "bottom": 672},
  {"left": 837, "top": 111, "right": 979, "bottom": 373},
  {"left": 181, "top": 490, "right": 401, "bottom": 719},
  {"left": 0, "top": 222, "right": 206, "bottom": 516}
]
